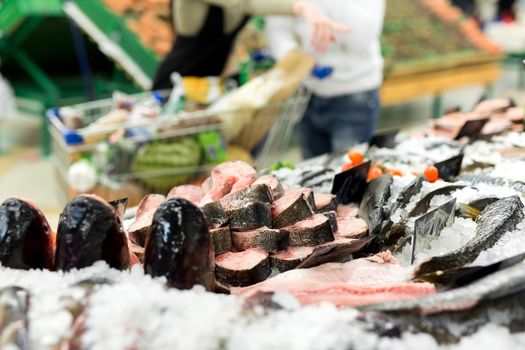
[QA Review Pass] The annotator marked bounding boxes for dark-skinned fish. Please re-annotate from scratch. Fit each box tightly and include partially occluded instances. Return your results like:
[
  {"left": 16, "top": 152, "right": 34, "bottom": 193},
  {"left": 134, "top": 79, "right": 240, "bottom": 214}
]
[{"left": 415, "top": 196, "right": 524, "bottom": 277}]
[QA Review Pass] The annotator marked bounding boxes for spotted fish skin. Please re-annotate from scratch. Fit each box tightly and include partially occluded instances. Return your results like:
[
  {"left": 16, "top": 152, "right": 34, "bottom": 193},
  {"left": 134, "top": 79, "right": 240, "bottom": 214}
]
[{"left": 144, "top": 198, "right": 215, "bottom": 291}]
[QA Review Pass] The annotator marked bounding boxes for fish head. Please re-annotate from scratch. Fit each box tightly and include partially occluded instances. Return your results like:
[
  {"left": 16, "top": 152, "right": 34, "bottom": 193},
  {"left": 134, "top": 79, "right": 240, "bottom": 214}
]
[
  {"left": 0, "top": 198, "right": 54, "bottom": 270},
  {"left": 55, "top": 195, "right": 129, "bottom": 271},
  {"left": 144, "top": 198, "right": 215, "bottom": 291}
]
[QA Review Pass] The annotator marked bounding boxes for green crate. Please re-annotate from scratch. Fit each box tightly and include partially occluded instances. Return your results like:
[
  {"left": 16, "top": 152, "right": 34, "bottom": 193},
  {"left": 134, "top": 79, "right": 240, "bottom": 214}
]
[
  {"left": 0, "top": 0, "right": 63, "bottom": 35},
  {"left": 64, "top": 0, "right": 160, "bottom": 89}
]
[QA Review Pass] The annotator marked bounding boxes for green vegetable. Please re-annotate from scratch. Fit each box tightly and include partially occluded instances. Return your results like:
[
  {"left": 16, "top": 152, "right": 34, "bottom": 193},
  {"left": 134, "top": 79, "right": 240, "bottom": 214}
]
[
  {"left": 133, "top": 137, "right": 201, "bottom": 192},
  {"left": 270, "top": 161, "right": 295, "bottom": 171}
]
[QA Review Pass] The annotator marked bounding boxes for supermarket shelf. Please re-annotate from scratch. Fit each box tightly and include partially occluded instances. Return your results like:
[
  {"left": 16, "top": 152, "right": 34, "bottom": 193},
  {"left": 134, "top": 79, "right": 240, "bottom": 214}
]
[
  {"left": 385, "top": 51, "right": 503, "bottom": 79},
  {"left": 381, "top": 61, "right": 502, "bottom": 106},
  {"left": 381, "top": 0, "right": 501, "bottom": 76},
  {"left": 63, "top": 0, "right": 158, "bottom": 89}
]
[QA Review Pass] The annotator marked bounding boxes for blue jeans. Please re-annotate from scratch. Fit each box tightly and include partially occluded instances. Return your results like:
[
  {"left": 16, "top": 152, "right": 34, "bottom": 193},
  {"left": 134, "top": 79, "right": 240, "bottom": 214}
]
[{"left": 297, "top": 89, "right": 380, "bottom": 159}]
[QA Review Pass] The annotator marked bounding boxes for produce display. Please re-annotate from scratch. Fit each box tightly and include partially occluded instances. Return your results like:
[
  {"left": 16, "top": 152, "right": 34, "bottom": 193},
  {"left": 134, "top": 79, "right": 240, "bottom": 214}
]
[
  {"left": 382, "top": 0, "right": 501, "bottom": 74},
  {"left": 3, "top": 91, "right": 525, "bottom": 348}
]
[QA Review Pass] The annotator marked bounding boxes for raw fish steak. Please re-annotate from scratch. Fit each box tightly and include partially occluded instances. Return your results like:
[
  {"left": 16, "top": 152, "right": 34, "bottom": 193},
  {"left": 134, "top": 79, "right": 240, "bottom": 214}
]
[{"left": 200, "top": 161, "right": 257, "bottom": 204}]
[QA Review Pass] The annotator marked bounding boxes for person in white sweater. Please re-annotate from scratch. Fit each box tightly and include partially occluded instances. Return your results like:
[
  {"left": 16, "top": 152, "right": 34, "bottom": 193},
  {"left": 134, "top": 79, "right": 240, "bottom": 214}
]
[{"left": 266, "top": 0, "right": 386, "bottom": 158}]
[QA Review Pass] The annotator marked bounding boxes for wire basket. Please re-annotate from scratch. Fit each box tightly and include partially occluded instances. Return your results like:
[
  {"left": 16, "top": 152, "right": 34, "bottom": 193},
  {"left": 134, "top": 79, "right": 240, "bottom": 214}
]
[{"left": 48, "top": 88, "right": 310, "bottom": 205}]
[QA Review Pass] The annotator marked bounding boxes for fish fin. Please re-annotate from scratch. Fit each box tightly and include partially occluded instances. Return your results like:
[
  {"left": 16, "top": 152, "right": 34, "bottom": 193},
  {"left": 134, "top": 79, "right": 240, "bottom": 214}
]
[
  {"left": 109, "top": 198, "right": 129, "bottom": 223},
  {"left": 457, "top": 203, "right": 481, "bottom": 220}
]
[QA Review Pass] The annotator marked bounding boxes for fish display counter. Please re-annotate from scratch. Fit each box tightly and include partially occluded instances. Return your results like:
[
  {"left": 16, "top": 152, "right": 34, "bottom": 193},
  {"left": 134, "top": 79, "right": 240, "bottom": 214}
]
[{"left": 2, "top": 99, "right": 525, "bottom": 349}]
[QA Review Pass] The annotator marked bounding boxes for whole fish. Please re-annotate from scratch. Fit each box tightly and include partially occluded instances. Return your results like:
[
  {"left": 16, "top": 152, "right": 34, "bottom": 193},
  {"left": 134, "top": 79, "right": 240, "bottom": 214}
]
[
  {"left": 362, "top": 262, "right": 525, "bottom": 343},
  {"left": 417, "top": 252, "right": 525, "bottom": 288},
  {"left": 459, "top": 173, "right": 525, "bottom": 194},
  {"left": 382, "top": 185, "right": 463, "bottom": 252},
  {"left": 0, "top": 198, "right": 55, "bottom": 270},
  {"left": 55, "top": 195, "right": 130, "bottom": 271},
  {"left": 415, "top": 196, "right": 524, "bottom": 277},
  {"left": 62, "top": 279, "right": 114, "bottom": 350},
  {"left": 0, "top": 287, "right": 29, "bottom": 350},
  {"left": 144, "top": 198, "right": 215, "bottom": 291}
]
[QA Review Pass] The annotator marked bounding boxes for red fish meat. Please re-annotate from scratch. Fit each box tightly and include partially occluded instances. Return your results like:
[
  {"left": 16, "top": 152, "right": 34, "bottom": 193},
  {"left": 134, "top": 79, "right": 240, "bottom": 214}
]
[
  {"left": 200, "top": 162, "right": 257, "bottom": 204},
  {"left": 336, "top": 218, "right": 368, "bottom": 238},
  {"left": 167, "top": 185, "right": 205, "bottom": 204}
]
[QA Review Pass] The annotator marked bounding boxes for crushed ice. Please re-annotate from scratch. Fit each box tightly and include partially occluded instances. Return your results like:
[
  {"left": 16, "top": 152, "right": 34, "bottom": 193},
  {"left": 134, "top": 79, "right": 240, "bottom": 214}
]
[
  {"left": 1, "top": 261, "right": 524, "bottom": 350},
  {"left": 396, "top": 218, "right": 477, "bottom": 266}
]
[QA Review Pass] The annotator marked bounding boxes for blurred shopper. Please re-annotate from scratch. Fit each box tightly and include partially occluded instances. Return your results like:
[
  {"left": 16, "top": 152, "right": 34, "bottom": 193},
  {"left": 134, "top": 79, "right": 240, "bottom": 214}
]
[
  {"left": 452, "top": 0, "right": 476, "bottom": 15},
  {"left": 152, "top": 0, "right": 349, "bottom": 89},
  {"left": 476, "top": 0, "right": 499, "bottom": 24},
  {"left": 499, "top": 0, "right": 518, "bottom": 20},
  {"left": 267, "top": 1, "right": 386, "bottom": 158}
]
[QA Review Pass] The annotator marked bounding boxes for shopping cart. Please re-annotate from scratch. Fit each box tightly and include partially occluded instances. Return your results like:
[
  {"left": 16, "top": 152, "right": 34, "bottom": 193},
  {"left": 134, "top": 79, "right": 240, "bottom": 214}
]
[{"left": 48, "top": 88, "right": 310, "bottom": 206}]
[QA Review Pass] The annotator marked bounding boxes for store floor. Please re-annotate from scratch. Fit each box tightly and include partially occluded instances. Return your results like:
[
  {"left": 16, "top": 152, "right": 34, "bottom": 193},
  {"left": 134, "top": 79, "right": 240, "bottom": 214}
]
[
  {"left": 0, "top": 115, "right": 62, "bottom": 229},
  {"left": 1, "top": 68, "right": 525, "bottom": 231}
]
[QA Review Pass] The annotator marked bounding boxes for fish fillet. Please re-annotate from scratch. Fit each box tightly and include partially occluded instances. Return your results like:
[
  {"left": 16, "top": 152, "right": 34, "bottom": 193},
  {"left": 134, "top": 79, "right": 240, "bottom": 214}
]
[{"left": 234, "top": 251, "right": 435, "bottom": 307}]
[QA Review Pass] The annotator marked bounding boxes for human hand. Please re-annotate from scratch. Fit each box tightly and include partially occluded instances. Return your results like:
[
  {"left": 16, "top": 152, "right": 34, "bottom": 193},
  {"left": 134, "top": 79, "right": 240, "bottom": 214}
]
[{"left": 293, "top": 1, "right": 350, "bottom": 52}]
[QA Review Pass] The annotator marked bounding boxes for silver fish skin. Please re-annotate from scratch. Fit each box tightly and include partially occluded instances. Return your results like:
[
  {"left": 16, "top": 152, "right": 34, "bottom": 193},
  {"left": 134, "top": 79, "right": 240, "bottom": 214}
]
[
  {"left": 0, "top": 287, "right": 30, "bottom": 350},
  {"left": 362, "top": 260, "right": 525, "bottom": 315},
  {"left": 459, "top": 174, "right": 525, "bottom": 193}
]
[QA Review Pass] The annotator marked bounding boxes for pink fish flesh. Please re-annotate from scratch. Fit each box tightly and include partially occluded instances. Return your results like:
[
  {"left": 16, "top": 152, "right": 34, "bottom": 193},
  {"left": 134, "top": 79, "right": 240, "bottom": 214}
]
[
  {"left": 233, "top": 251, "right": 435, "bottom": 308},
  {"left": 200, "top": 161, "right": 256, "bottom": 204},
  {"left": 167, "top": 185, "right": 205, "bottom": 204}
]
